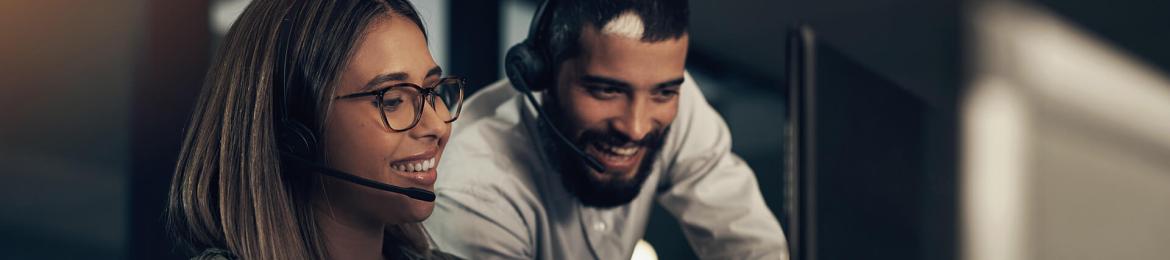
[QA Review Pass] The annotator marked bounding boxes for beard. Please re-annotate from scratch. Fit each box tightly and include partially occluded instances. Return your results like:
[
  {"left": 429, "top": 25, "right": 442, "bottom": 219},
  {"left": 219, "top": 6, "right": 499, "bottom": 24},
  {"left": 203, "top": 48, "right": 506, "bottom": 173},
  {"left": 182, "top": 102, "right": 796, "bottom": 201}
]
[{"left": 550, "top": 120, "right": 671, "bottom": 208}]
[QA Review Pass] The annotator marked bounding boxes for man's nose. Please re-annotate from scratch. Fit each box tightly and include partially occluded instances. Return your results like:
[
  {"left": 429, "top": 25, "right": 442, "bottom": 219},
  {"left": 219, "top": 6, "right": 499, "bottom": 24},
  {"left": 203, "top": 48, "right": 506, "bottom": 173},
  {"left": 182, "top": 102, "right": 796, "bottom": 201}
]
[{"left": 612, "top": 99, "right": 653, "bottom": 142}]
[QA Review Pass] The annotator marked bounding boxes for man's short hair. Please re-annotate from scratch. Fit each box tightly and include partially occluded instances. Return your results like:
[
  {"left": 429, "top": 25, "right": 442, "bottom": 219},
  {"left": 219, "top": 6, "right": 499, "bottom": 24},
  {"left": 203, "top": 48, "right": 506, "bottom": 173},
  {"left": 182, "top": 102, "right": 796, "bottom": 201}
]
[{"left": 546, "top": 0, "right": 690, "bottom": 67}]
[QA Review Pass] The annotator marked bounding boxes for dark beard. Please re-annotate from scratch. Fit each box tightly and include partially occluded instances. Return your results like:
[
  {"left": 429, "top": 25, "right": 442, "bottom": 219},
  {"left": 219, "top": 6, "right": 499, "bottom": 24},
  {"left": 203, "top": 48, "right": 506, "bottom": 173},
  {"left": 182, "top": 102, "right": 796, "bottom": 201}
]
[{"left": 548, "top": 120, "right": 670, "bottom": 208}]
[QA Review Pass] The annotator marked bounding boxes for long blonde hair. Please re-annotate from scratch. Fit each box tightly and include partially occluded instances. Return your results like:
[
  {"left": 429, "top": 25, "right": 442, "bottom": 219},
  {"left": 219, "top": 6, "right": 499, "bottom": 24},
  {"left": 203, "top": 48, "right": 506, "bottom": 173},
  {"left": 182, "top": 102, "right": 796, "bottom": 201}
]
[{"left": 166, "top": 0, "right": 430, "bottom": 258}]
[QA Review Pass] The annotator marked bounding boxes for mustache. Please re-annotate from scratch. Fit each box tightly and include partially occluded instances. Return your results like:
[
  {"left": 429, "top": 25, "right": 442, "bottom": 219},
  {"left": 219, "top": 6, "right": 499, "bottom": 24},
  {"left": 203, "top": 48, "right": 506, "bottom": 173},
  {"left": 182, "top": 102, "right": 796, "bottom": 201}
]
[{"left": 576, "top": 126, "right": 671, "bottom": 149}]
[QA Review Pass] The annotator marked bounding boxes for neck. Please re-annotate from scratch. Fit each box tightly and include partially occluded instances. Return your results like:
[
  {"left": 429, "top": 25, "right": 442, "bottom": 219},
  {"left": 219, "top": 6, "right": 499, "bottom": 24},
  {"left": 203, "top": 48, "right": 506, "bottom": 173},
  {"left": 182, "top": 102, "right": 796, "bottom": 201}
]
[{"left": 315, "top": 201, "right": 386, "bottom": 260}]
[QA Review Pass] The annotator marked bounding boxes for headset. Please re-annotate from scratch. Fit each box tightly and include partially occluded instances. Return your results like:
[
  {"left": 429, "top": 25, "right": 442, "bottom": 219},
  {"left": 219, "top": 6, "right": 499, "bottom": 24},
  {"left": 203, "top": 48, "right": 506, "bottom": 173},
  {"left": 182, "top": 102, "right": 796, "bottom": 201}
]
[
  {"left": 273, "top": 14, "right": 436, "bottom": 202},
  {"left": 504, "top": 0, "right": 607, "bottom": 173}
]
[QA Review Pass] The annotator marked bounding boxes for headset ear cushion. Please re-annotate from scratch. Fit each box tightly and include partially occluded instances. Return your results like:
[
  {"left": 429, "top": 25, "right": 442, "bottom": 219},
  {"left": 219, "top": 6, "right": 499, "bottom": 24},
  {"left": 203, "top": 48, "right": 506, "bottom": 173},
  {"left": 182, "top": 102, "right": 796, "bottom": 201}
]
[
  {"left": 505, "top": 41, "right": 549, "bottom": 91},
  {"left": 278, "top": 120, "right": 318, "bottom": 159}
]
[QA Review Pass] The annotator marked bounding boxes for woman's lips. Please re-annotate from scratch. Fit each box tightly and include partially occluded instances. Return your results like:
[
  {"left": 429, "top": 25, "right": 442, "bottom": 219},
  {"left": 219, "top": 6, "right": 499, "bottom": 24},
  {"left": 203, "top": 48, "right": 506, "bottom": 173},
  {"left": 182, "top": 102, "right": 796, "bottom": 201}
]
[
  {"left": 388, "top": 149, "right": 439, "bottom": 187},
  {"left": 391, "top": 157, "right": 436, "bottom": 172},
  {"left": 390, "top": 166, "right": 437, "bottom": 187}
]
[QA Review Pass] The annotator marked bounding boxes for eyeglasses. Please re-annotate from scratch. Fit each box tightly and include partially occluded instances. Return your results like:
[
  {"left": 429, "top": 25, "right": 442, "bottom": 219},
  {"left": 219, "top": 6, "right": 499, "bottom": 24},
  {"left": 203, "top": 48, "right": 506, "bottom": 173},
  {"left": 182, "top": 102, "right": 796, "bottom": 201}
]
[{"left": 334, "top": 76, "right": 465, "bottom": 132}]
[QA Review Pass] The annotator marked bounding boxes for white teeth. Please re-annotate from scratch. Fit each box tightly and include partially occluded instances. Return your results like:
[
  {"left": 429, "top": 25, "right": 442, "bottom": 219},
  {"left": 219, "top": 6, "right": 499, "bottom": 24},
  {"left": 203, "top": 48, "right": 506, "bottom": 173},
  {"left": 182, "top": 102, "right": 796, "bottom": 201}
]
[
  {"left": 615, "top": 147, "right": 636, "bottom": 156},
  {"left": 601, "top": 144, "right": 637, "bottom": 156},
  {"left": 393, "top": 157, "right": 437, "bottom": 172}
]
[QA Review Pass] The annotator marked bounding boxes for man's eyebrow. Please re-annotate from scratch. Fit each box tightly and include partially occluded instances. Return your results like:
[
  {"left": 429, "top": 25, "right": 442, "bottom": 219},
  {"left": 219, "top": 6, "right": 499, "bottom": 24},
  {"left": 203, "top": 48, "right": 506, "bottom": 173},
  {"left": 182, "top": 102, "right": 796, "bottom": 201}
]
[
  {"left": 425, "top": 66, "right": 442, "bottom": 78},
  {"left": 654, "top": 77, "right": 686, "bottom": 88},
  {"left": 581, "top": 74, "right": 632, "bottom": 88}
]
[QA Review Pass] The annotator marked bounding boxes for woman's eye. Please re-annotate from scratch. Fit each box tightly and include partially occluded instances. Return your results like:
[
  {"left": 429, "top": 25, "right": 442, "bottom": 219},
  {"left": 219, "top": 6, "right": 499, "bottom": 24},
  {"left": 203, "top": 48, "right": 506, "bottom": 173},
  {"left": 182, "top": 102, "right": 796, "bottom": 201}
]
[{"left": 381, "top": 97, "right": 404, "bottom": 111}]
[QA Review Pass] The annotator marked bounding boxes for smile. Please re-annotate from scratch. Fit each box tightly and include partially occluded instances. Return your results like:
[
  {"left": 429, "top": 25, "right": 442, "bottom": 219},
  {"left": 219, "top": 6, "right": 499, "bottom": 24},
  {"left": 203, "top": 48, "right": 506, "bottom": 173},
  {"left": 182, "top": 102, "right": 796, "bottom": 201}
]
[
  {"left": 391, "top": 157, "right": 437, "bottom": 172},
  {"left": 588, "top": 142, "right": 642, "bottom": 170}
]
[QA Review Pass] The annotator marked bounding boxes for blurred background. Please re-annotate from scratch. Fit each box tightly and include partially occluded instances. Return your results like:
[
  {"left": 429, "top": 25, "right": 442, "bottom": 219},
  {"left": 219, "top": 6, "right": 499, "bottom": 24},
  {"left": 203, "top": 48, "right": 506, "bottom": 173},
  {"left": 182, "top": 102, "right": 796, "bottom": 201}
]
[{"left": 1, "top": 0, "right": 1167, "bottom": 259}]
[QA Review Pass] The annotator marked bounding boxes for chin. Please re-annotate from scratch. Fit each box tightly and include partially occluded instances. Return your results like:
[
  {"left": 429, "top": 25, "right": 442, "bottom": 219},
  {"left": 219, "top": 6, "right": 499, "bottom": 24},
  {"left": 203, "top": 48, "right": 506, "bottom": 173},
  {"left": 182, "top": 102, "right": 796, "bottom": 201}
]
[
  {"left": 589, "top": 153, "right": 646, "bottom": 182},
  {"left": 373, "top": 191, "right": 436, "bottom": 224},
  {"left": 402, "top": 199, "right": 435, "bottom": 222},
  {"left": 589, "top": 164, "right": 640, "bottom": 183}
]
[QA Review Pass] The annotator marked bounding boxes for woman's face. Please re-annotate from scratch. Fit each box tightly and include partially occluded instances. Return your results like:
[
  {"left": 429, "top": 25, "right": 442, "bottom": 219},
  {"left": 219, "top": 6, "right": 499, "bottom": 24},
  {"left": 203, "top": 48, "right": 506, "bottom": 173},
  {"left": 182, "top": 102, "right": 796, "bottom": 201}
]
[{"left": 321, "top": 15, "right": 448, "bottom": 225}]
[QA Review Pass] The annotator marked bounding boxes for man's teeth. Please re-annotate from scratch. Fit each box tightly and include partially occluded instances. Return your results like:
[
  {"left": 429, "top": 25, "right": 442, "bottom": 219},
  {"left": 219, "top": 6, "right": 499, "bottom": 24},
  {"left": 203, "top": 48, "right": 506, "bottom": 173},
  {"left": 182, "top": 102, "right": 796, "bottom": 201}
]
[
  {"left": 392, "top": 157, "right": 436, "bottom": 172},
  {"left": 599, "top": 144, "right": 638, "bottom": 156}
]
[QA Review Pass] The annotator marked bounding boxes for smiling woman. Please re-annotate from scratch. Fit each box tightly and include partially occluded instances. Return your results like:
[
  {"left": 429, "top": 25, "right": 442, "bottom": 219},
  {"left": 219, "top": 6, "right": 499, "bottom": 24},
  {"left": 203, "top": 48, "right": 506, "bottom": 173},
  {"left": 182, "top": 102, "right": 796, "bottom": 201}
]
[{"left": 166, "top": 0, "right": 461, "bottom": 259}]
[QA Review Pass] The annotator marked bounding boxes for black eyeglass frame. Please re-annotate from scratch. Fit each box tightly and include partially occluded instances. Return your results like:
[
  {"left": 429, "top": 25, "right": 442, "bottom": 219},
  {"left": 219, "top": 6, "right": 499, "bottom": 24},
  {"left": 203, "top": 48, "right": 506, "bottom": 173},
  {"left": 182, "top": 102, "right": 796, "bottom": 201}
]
[{"left": 334, "top": 76, "right": 465, "bottom": 132}]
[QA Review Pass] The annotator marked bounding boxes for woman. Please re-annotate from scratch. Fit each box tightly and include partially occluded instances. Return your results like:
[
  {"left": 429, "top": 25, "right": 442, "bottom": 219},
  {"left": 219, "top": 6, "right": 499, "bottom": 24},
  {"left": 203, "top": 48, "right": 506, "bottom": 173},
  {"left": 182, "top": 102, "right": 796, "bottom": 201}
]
[{"left": 166, "top": 0, "right": 463, "bottom": 259}]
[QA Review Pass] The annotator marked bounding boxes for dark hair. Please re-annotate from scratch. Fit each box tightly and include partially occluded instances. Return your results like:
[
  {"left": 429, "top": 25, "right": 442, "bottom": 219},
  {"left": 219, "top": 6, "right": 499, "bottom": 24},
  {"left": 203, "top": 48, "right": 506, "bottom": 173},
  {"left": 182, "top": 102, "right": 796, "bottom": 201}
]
[
  {"left": 166, "top": 0, "right": 428, "bottom": 259},
  {"left": 545, "top": 0, "right": 690, "bottom": 67}
]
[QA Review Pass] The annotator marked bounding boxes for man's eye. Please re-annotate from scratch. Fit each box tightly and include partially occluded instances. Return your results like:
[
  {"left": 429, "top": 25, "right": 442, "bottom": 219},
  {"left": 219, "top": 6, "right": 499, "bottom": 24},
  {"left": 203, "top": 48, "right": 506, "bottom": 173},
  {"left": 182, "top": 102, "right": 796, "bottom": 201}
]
[
  {"left": 651, "top": 89, "right": 679, "bottom": 102},
  {"left": 655, "top": 89, "right": 679, "bottom": 97},
  {"left": 587, "top": 86, "right": 622, "bottom": 99}
]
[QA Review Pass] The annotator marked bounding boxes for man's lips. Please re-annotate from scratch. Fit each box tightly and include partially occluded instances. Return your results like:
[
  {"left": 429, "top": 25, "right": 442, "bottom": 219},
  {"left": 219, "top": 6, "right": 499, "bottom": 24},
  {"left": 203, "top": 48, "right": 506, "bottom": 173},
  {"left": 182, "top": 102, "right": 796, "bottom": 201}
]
[{"left": 585, "top": 142, "right": 643, "bottom": 173}]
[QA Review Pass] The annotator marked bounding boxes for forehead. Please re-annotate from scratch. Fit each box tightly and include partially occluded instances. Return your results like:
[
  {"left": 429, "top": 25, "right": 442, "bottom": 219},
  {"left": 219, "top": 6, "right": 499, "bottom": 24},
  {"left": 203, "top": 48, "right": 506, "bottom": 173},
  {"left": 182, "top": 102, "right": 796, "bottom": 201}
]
[
  {"left": 576, "top": 25, "right": 688, "bottom": 86},
  {"left": 340, "top": 15, "right": 435, "bottom": 91}
]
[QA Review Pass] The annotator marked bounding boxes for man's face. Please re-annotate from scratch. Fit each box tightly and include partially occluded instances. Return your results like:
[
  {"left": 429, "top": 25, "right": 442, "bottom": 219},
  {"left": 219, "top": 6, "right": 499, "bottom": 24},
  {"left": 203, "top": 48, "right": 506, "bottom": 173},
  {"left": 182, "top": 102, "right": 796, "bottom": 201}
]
[{"left": 550, "top": 25, "right": 688, "bottom": 207}]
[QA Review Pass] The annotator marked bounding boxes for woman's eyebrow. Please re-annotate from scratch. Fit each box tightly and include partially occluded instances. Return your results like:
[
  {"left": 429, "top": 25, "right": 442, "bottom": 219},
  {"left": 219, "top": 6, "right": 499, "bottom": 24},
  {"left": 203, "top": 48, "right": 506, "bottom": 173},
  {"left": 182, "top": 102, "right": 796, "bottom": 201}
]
[
  {"left": 362, "top": 72, "right": 409, "bottom": 91},
  {"left": 361, "top": 66, "right": 444, "bottom": 91}
]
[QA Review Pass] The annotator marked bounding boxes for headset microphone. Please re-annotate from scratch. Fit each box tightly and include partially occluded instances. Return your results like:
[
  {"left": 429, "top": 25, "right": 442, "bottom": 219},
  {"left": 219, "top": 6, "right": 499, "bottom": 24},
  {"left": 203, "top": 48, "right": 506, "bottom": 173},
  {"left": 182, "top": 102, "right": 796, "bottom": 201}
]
[
  {"left": 283, "top": 153, "right": 437, "bottom": 202},
  {"left": 507, "top": 61, "right": 607, "bottom": 173},
  {"left": 275, "top": 14, "right": 435, "bottom": 203},
  {"left": 505, "top": 0, "right": 607, "bottom": 173}
]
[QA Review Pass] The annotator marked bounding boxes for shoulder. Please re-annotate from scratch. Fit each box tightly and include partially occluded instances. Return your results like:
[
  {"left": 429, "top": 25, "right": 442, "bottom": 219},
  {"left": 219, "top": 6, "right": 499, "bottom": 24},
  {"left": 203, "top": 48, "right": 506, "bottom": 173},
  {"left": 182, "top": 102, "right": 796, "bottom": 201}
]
[
  {"left": 437, "top": 79, "right": 543, "bottom": 207},
  {"left": 661, "top": 71, "right": 729, "bottom": 155}
]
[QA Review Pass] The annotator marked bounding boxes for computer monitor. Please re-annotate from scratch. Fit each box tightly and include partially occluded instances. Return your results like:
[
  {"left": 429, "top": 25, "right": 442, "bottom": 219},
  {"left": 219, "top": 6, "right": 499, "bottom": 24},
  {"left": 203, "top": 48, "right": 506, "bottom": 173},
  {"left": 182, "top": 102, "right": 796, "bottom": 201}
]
[{"left": 785, "top": 26, "right": 950, "bottom": 260}]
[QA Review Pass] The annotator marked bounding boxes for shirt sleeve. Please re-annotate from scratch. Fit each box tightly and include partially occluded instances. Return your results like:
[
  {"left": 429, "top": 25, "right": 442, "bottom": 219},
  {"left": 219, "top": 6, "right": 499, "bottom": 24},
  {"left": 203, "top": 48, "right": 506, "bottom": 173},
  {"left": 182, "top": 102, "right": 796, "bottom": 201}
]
[
  {"left": 655, "top": 76, "right": 790, "bottom": 260},
  {"left": 425, "top": 185, "right": 533, "bottom": 259},
  {"left": 425, "top": 175, "right": 535, "bottom": 260},
  {"left": 423, "top": 127, "right": 536, "bottom": 260}
]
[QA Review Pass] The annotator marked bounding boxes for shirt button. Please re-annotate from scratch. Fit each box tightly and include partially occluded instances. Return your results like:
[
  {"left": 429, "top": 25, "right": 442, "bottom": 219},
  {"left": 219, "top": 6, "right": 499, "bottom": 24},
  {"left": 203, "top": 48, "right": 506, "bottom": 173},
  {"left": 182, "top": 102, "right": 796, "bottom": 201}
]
[{"left": 593, "top": 221, "right": 607, "bottom": 231}]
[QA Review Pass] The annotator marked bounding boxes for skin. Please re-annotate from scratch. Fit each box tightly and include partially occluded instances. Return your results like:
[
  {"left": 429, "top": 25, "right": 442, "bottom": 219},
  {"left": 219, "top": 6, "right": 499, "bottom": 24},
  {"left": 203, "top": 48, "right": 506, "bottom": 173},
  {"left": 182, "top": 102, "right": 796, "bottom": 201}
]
[
  {"left": 315, "top": 15, "right": 449, "bottom": 260},
  {"left": 554, "top": 25, "right": 689, "bottom": 183}
]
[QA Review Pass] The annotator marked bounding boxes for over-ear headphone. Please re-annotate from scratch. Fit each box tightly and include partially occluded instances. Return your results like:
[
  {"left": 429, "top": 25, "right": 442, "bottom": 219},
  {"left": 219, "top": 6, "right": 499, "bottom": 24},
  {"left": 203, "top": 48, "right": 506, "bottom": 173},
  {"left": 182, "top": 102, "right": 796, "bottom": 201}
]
[
  {"left": 504, "top": 0, "right": 607, "bottom": 173},
  {"left": 274, "top": 16, "right": 320, "bottom": 161},
  {"left": 505, "top": 0, "right": 557, "bottom": 92}
]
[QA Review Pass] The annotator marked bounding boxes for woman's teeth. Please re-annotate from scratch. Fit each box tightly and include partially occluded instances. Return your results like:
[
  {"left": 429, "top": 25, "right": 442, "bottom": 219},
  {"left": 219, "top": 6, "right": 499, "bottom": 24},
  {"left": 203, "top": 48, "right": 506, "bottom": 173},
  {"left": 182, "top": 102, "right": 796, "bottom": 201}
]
[{"left": 392, "top": 157, "right": 436, "bottom": 172}]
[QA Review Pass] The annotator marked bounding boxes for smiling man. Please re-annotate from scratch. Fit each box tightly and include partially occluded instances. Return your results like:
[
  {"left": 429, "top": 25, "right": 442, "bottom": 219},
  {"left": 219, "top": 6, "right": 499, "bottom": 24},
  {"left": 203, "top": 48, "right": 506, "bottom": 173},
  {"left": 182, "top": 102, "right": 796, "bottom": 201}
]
[{"left": 424, "top": 1, "right": 788, "bottom": 259}]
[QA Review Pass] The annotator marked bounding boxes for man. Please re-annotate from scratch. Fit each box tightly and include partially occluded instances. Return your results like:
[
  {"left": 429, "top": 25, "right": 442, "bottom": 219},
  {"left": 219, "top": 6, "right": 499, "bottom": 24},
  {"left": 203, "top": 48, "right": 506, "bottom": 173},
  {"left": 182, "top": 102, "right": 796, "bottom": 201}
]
[{"left": 424, "top": 1, "right": 787, "bottom": 259}]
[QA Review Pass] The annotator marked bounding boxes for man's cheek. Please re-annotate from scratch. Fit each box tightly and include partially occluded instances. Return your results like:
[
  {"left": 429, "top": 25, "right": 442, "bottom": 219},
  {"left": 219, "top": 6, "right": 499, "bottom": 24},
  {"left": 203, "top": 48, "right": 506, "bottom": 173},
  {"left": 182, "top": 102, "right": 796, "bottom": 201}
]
[
  {"left": 566, "top": 95, "right": 603, "bottom": 120},
  {"left": 655, "top": 103, "right": 680, "bottom": 127},
  {"left": 569, "top": 98, "right": 613, "bottom": 126}
]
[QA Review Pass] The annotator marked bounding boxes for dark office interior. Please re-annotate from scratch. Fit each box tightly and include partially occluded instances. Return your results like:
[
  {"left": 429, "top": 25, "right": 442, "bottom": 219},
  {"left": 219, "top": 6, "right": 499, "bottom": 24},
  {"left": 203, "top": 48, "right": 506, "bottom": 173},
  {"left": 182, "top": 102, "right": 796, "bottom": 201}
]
[{"left": 2, "top": 0, "right": 1168, "bottom": 259}]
